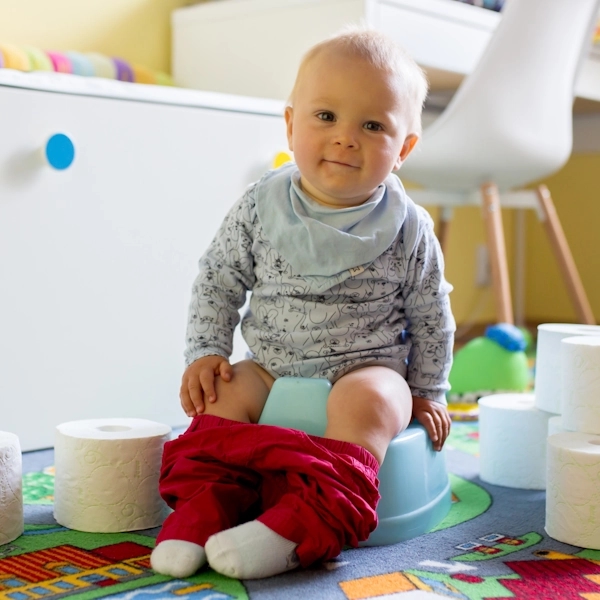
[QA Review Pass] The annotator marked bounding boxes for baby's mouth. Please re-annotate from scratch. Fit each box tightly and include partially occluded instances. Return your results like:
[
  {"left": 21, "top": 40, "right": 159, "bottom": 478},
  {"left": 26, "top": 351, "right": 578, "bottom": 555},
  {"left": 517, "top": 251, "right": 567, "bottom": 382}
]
[{"left": 324, "top": 159, "right": 359, "bottom": 169}]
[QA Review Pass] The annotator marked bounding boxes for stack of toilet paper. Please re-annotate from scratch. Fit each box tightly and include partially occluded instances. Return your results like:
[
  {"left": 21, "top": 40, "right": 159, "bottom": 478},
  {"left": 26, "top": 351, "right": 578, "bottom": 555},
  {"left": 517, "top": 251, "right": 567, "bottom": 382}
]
[
  {"left": 53, "top": 418, "right": 171, "bottom": 533},
  {"left": 534, "top": 323, "right": 600, "bottom": 415},
  {"left": 545, "top": 334, "right": 600, "bottom": 549},
  {"left": 479, "top": 393, "right": 551, "bottom": 489},
  {"left": 478, "top": 323, "right": 600, "bottom": 492},
  {"left": 535, "top": 323, "right": 600, "bottom": 439},
  {"left": 0, "top": 431, "right": 23, "bottom": 545}
]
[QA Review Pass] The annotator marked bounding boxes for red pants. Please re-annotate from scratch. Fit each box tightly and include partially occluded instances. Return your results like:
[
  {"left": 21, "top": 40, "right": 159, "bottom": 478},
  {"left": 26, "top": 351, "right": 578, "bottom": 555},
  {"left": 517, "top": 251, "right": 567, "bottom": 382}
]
[{"left": 157, "top": 415, "right": 380, "bottom": 567}]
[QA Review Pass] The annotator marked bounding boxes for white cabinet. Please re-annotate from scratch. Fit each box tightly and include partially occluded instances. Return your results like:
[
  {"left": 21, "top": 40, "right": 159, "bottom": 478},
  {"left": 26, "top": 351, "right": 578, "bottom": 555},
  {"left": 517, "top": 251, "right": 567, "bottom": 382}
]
[
  {"left": 0, "top": 71, "right": 286, "bottom": 450},
  {"left": 172, "top": 0, "right": 600, "bottom": 103}
]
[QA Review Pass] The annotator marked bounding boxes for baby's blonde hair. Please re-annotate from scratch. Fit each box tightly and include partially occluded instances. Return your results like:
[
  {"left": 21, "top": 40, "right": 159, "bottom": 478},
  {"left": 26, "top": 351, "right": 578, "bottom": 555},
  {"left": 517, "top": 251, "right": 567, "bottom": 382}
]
[{"left": 288, "top": 27, "right": 429, "bottom": 135}]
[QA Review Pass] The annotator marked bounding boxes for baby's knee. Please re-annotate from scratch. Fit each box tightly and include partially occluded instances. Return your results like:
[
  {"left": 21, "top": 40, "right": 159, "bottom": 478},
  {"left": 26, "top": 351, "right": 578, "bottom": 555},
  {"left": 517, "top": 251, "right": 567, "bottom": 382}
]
[
  {"left": 205, "top": 361, "right": 273, "bottom": 423},
  {"left": 327, "top": 367, "right": 412, "bottom": 435}
]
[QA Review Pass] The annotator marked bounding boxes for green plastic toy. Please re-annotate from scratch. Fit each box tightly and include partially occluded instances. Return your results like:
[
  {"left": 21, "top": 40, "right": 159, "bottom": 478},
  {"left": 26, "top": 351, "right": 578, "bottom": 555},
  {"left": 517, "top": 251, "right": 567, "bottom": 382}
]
[{"left": 449, "top": 323, "right": 531, "bottom": 397}]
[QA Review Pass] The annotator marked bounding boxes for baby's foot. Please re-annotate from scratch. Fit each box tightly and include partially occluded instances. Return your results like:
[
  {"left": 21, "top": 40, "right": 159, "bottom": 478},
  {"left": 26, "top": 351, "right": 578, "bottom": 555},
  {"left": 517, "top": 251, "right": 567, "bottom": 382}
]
[
  {"left": 150, "top": 539, "right": 206, "bottom": 578},
  {"left": 205, "top": 520, "right": 299, "bottom": 579}
]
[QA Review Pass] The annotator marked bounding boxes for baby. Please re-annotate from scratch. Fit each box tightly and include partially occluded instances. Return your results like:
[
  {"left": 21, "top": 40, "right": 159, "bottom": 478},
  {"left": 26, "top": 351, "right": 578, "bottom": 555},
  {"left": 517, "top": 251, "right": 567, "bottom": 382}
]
[{"left": 151, "top": 27, "right": 455, "bottom": 580}]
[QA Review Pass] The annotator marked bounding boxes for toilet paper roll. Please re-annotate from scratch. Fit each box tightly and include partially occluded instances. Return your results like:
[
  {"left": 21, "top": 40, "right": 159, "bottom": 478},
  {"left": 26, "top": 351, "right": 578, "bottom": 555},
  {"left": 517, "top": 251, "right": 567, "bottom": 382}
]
[
  {"left": 54, "top": 418, "right": 171, "bottom": 533},
  {"left": 479, "top": 393, "right": 552, "bottom": 489},
  {"left": 548, "top": 415, "right": 570, "bottom": 437},
  {"left": 0, "top": 432, "right": 23, "bottom": 545},
  {"left": 534, "top": 323, "right": 600, "bottom": 414},
  {"left": 561, "top": 336, "right": 600, "bottom": 435},
  {"left": 546, "top": 432, "right": 600, "bottom": 549}
]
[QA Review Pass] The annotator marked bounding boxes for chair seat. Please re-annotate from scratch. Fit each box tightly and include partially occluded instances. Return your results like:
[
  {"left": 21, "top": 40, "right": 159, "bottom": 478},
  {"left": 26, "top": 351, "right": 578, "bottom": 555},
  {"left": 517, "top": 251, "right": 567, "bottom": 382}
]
[{"left": 258, "top": 377, "right": 451, "bottom": 546}]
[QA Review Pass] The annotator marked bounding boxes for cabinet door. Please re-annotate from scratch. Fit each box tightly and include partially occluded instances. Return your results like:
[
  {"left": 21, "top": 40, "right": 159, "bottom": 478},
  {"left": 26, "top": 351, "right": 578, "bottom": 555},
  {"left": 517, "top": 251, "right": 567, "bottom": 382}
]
[{"left": 0, "top": 86, "right": 286, "bottom": 450}]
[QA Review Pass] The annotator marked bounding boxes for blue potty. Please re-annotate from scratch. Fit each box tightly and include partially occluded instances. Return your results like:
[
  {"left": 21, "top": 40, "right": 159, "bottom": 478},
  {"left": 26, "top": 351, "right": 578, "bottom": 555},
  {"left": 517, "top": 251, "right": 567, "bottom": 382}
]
[{"left": 258, "top": 377, "right": 451, "bottom": 546}]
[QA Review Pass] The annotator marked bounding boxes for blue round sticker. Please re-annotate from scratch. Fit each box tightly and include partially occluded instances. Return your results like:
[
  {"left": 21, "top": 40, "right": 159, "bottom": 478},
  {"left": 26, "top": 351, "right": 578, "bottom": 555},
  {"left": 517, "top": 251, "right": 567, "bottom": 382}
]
[{"left": 45, "top": 133, "right": 75, "bottom": 170}]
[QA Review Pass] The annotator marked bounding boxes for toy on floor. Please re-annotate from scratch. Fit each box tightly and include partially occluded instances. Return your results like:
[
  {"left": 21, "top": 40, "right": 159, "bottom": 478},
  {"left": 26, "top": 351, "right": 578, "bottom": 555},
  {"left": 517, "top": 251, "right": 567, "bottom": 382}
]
[
  {"left": 447, "top": 323, "right": 531, "bottom": 420},
  {"left": 258, "top": 377, "right": 451, "bottom": 546}
]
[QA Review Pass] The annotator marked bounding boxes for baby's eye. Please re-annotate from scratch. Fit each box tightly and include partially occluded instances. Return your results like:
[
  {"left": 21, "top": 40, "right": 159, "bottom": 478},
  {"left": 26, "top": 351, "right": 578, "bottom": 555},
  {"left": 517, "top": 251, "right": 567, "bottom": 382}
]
[
  {"left": 364, "top": 121, "right": 384, "bottom": 131},
  {"left": 316, "top": 111, "right": 335, "bottom": 122}
]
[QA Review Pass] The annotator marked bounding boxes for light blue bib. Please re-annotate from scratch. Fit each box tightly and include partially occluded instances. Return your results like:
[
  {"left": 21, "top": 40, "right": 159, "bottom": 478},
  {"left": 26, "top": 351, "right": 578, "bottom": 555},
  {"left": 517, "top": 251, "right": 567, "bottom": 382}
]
[{"left": 255, "top": 163, "right": 408, "bottom": 279}]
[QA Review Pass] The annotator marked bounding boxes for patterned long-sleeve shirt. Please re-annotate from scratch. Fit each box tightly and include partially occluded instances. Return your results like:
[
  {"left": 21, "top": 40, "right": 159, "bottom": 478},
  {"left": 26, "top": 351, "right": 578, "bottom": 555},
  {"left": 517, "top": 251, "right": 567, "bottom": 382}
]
[{"left": 185, "top": 165, "right": 455, "bottom": 403}]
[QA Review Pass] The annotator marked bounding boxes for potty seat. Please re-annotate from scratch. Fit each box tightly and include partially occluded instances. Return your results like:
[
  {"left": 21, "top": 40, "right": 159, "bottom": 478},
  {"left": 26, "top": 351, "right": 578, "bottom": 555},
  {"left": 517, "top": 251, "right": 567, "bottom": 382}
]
[{"left": 258, "top": 377, "right": 451, "bottom": 546}]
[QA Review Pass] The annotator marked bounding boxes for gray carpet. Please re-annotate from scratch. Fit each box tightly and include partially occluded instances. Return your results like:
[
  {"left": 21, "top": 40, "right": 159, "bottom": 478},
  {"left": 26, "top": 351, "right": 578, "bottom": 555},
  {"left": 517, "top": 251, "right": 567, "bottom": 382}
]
[{"left": 14, "top": 423, "right": 597, "bottom": 599}]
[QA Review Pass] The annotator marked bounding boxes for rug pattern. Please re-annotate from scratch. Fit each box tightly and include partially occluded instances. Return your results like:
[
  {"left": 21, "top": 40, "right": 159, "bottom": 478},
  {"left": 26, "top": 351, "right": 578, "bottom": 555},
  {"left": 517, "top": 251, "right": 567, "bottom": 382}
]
[{"left": 2, "top": 423, "right": 596, "bottom": 600}]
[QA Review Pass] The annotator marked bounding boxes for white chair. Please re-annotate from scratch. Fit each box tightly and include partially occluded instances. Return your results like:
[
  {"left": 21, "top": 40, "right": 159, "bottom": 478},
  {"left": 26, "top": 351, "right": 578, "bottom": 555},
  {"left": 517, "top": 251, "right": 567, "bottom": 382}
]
[{"left": 402, "top": 0, "right": 600, "bottom": 325}]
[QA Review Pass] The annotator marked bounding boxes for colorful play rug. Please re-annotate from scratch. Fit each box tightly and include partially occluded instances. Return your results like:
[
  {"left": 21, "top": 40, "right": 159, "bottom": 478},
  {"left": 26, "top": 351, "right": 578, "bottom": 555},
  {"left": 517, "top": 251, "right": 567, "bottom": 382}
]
[{"left": 3, "top": 422, "right": 598, "bottom": 600}]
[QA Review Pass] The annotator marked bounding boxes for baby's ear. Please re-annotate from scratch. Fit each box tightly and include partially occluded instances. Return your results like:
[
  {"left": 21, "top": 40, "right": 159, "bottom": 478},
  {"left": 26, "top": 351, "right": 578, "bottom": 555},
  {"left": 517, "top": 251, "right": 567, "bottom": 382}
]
[
  {"left": 284, "top": 106, "right": 294, "bottom": 151},
  {"left": 395, "top": 134, "right": 419, "bottom": 169}
]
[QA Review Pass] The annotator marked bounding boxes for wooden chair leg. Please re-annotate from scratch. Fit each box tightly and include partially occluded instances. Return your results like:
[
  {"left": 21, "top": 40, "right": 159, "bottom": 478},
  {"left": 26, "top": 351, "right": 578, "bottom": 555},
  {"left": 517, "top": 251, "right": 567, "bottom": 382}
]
[
  {"left": 436, "top": 206, "right": 453, "bottom": 254},
  {"left": 481, "top": 182, "right": 514, "bottom": 324},
  {"left": 513, "top": 208, "right": 527, "bottom": 327},
  {"left": 535, "top": 185, "right": 595, "bottom": 325}
]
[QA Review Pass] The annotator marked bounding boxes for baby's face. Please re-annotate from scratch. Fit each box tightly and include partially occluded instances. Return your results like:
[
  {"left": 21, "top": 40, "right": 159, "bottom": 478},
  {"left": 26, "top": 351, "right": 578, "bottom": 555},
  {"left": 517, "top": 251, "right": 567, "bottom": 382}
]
[{"left": 285, "top": 50, "right": 417, "bottom": 208}]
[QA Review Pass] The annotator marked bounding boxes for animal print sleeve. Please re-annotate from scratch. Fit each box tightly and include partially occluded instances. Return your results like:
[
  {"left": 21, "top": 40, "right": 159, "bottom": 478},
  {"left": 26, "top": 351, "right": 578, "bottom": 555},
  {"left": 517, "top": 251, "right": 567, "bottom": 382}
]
[
  {"left": 401, "top": 209, "right": 456, "bottom": 404},
  {"left": 184, "top": 191, "right": 257, "bottom": 366}
]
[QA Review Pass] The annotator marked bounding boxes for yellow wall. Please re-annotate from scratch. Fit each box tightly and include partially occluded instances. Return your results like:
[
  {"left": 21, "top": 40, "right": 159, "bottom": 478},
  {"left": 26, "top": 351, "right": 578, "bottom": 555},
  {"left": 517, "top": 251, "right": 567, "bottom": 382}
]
[
  {"left": 525, "top": 154, "right": 600, "bottom": 323},
  {"left": 0, "top": 0, "right": 189, "bottom": 73}
]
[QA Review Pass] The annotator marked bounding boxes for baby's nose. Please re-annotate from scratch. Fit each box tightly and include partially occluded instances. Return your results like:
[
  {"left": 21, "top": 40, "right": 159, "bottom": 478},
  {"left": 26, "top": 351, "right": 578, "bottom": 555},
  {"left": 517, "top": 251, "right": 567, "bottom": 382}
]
[
  {"left": 335, "top": 139, "right": 356, "bottom": 148},
  {"left": 332, "top": 126, "right": 359, "bottom": 147}
]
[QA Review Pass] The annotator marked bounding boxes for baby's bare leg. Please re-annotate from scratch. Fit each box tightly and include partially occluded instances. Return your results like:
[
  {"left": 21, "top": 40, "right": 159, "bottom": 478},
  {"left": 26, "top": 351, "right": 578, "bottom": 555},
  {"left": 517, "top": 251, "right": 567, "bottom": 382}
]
[
  {"left": 325, "top": 366, "right": 412, "bottom": 465},
  {"left": 201, "top": 360, "right": 274, "bottom": 423}
]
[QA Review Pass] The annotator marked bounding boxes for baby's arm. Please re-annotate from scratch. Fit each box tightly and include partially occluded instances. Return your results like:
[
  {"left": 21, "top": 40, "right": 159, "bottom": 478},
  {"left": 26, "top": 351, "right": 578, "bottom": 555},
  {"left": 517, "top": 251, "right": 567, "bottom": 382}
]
[
  {"left": 183, "top": 195, "right": 256, "bottom": 414},
  {"left": 402, "top": 206, "right": 456, "bottom": 449}
]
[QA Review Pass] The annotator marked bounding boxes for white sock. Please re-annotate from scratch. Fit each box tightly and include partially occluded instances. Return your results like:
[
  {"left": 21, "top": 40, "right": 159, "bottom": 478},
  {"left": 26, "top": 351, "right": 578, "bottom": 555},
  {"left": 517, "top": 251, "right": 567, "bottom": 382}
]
[
  {"left": 205, "top": 520, "right": 299, "bottom": 579},
  {"left": 150, "top": 539, "right": 207, "bottom": 578}
]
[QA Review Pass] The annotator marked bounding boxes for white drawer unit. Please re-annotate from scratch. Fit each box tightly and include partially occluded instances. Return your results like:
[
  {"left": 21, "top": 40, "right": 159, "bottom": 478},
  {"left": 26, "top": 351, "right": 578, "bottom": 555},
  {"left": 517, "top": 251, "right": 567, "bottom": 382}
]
[
  {"left": 0, "top": 70, "right": 286, "bottom": 451},
  {"left": 172, "top": 0, "right": 600, "bottom": 103}
]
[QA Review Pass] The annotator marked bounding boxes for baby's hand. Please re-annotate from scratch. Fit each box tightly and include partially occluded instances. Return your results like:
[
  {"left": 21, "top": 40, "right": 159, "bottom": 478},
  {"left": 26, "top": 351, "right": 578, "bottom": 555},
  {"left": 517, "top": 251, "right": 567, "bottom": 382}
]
[
  {"left": 412, "top": 396, "right": 451, "bottom": 452},
  {"left": 180, "top": 356, "right": 233, "bottom": 417}
]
